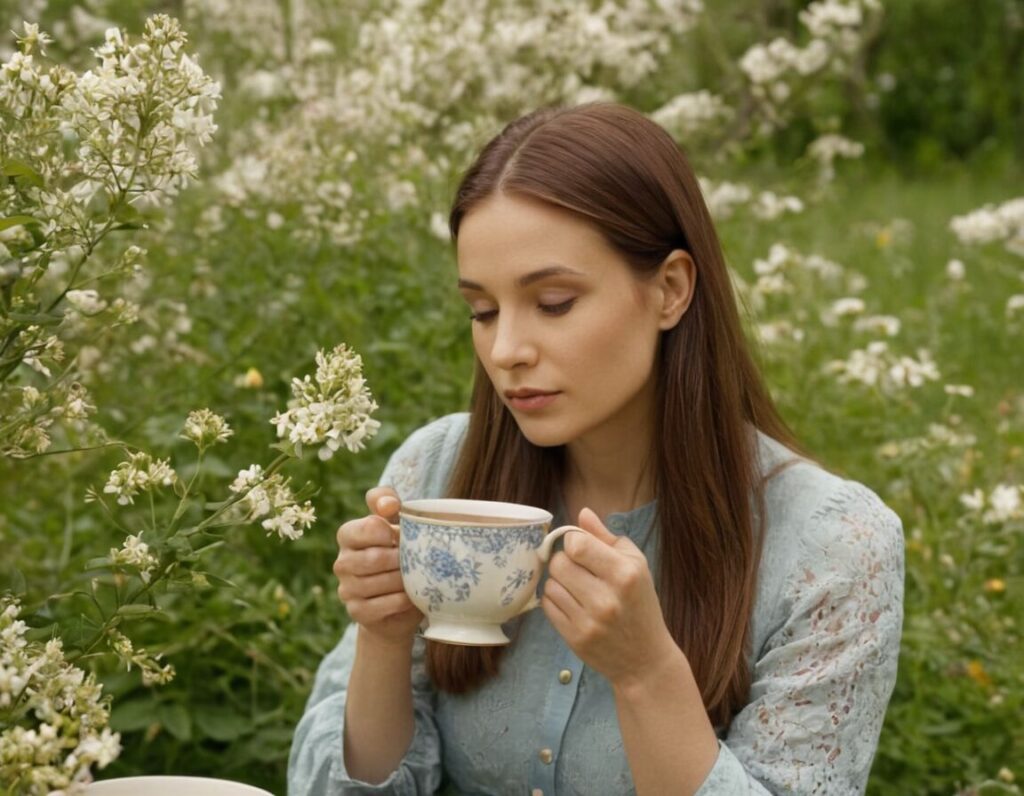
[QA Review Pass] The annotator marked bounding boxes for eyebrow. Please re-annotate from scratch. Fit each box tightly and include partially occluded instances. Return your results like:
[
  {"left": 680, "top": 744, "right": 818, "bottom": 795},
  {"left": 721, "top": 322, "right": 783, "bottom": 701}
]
[{"left": 457, "top": 264, "right": 587, "bottom": 292}]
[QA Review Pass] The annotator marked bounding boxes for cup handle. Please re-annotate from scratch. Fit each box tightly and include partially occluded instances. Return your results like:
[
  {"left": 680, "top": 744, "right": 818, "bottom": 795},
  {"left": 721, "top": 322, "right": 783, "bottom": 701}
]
[{"left": 516, "top": 524, "right": 583, "bottom": 615}]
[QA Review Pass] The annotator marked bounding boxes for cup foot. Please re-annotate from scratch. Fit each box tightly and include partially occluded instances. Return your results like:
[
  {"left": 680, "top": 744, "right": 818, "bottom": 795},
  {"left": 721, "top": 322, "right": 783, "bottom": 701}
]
[{"left": 421, "top": 618, "right": 511, "bottom": 646}]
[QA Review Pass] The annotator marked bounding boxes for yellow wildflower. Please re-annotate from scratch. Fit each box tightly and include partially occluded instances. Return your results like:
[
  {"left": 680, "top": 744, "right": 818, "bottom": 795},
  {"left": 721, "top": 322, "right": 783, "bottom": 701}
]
[
  {"left": 983, "top": 578, "right": 1006, "bottom": 594},
  {"left": 965, "top": 659, "right": 992, "bottom": 687}
]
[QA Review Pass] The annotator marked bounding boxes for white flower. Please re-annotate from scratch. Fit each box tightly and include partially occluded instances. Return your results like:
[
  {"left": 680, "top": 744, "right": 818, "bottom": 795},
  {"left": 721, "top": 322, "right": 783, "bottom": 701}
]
[
  {"left": 698, "top": 179, "right": 752, "bottom": 220},
  {"left": 101, "top": 452, "right": 177, "bottom": 505},
  {"left": 751, "top": 191, "right": 804, "bottom": 220},
  {"left": 959, "top": 489, "right": 985, "bottom": 511},
  {"left": 0, "top": 597, "right": 120, "bottom": 788},
  {"left": 181, "top": 408, "right": 233, "bottom": 450},
  {"left": 110, "top": 533, "right": 159, "bottom": 580},
  {"left": 830, "top": 296, "right": 866, "bottom": 317},
  {"left": 987, "top": 484, "right": 1023, "bottom": 524},
  {"left": 950, "top": 198, "right": 1024, "bottom": 255},
  {"left": 65, "top": 289, "right": 108, "bottom": 314},
  {"left": 853, "top": 314, "right": 901, "bottom": 337},
  {"left": 270, "top": 343, "right": 380, "bottom": 458},
  {"left": 1007, "top": 294, "right": 1024, "bottom": 315},
  {"left": 228, "top": 465, "right": 316, "bottom": 540},
  {"left": 649, "top": 90, "right": 730, "bottom": 138},
  {"left": 825, "top": 341, "right": 940, "bottom": 394},
  {"left": 946, "top": 259, "right": 965, "bottom": 280},
  {"left": 429, "top": 211, "right": 450, "bottom": 242},
  {"left": 944, "top": 384, "right": 974, "bottom": 398}
]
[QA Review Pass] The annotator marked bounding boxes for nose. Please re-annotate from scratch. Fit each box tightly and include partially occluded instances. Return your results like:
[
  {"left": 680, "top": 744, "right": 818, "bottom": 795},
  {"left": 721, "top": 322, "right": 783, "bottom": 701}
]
[{"left": 488, "top": 313, "right": 538, "bottom": 370}]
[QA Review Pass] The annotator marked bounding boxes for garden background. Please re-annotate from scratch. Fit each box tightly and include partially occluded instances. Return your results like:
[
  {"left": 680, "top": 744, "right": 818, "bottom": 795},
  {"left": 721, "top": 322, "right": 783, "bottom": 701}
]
[{"left": 1, "top": 0, "right": 1022, "bottom": 794}]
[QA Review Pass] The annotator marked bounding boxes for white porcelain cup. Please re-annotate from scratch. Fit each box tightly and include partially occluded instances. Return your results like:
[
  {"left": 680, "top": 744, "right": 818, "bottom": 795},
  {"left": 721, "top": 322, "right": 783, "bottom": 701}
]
[
  {"left": 85, "top": 776, "right": 273, "bottom": 795},
  {"left": 393, "top": 498, "right": 582, "bottom": 645}
]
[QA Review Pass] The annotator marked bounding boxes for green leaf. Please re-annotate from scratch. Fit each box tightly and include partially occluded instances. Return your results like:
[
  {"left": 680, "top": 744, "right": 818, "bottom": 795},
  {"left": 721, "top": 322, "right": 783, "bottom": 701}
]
[
  {"left": 110, "top": 695, "right": 161, "bottom": 733},
  {"left": 7, "top": 310, "right": 64, "bottom": 326},
  {"left": 84, "top": 556, "right": 113, "bottom": 570},
  {"left": 197, "top": 572, "right": 237, "bottom": 589},
  {"left": 194, "top": 704, "right": 248, "bottom": 742},
  {"left": 159, "top": 702, "right": 192, "bottom": 742},
  {"left": 0, "top": 215, "right": 38, "bottom": 231},
  {"left": 1, "top": 159, "right": 45, "bottom": 188},
  {"left": 116, "top": 603, "right": 160, "bottom": 617}
]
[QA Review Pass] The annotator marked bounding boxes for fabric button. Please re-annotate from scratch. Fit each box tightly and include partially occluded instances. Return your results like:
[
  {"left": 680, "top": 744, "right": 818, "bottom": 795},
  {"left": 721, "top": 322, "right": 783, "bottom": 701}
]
[
  {"left": 558, "top": 668, "right": 572, "bottom": 684},
  {"left": 538, "top": 748, "right": 553, "bottom": 765}
]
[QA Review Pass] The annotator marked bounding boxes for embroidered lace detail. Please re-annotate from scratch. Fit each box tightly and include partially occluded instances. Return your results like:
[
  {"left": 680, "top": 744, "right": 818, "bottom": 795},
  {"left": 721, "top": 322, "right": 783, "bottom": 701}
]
[{"left": 707, "top": 480, "right": 905, "bottom": 795}]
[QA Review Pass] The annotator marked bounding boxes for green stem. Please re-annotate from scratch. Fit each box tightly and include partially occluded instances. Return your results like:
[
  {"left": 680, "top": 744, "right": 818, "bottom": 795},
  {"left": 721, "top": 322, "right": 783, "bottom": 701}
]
[{"left": 69, "top": 453, "right": 294, "bottom": 662}]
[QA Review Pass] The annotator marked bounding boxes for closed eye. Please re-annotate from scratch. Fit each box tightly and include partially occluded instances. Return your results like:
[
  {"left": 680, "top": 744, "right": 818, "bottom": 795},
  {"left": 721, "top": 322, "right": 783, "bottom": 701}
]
[
  {"left": 469, "top": 298, "right": 577, "bottom": 323},
  {"left": 540, "top": 298, "right": 576, "bottom": 316}
]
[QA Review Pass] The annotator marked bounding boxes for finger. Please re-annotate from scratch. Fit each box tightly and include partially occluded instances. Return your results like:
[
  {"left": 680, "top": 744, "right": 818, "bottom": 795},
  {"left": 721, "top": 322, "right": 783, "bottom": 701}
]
[
  {"left": 576, "top": 507, "right": 619, "bottom": 545},
  {"left": 541, "top": 585, "right": 576, "bottom": 638},
  {"left": 339, "top": 516, "right": 398, "bottom": 550},
  {"left": 562, "top": 528, "right": 621, "bottom": 578},
  {"left": 336, "top": 545, "right": 400, "bottom": 577},
  {"left": 543, "top": 570, "right": 586, "bottom": 618},
  {"left": 366, "top": 486, "right": 401, "bottom": 520},
  {"left": 347, "top": 591, "right": 417, "bottom": 624},
  {"left": 336, "top": 569, "right": 405, "bottom": 601}
]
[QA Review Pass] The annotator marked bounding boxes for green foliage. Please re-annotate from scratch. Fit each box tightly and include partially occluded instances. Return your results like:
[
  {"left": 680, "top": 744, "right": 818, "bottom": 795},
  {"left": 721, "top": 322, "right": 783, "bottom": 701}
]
[{"left": 2, "top": 2, "right": 1023, "bottom": 794}]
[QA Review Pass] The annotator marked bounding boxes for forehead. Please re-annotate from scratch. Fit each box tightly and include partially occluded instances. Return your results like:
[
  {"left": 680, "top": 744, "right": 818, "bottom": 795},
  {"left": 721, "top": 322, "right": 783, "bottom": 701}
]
[{"left": 456, "top": 194, "right": 616, "bottom": 279}]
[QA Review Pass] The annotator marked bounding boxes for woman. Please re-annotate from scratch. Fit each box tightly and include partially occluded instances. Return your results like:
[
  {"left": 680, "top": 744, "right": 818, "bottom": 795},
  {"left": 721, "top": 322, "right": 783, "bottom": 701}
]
[{"left": 288, "top": 102, "right": 904, "bottom": 795}]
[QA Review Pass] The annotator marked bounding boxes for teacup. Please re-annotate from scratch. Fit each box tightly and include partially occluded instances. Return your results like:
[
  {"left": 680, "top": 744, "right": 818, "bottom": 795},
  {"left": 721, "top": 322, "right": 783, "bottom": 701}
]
[
  {"left": 393, "top": 498, "right": 580, "bottom": 645},
  {"left": 86, "top": 776, "right": 273, "bottom": 795}
]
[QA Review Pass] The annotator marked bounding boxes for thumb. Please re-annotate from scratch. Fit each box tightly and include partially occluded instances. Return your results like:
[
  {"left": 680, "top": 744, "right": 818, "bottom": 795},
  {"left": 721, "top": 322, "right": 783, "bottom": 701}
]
[{"left": 576, "top": 507, "right": 619, "bottom": 546}]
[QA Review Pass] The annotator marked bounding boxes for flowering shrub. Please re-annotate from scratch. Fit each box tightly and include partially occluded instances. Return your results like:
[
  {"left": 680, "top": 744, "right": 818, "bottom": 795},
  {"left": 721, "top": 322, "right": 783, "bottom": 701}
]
[
  {"left": 1, "top": 597, "right": 121, "bottom": 794},
  {"left": 1, "top": 16, "right": 220, "bottom": 458}
]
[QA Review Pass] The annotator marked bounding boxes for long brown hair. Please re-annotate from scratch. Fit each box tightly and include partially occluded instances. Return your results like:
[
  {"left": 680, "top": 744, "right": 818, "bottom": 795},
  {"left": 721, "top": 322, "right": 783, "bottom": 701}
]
[{"left": 432, "top": 101, "right": 801, "bottom": 728}]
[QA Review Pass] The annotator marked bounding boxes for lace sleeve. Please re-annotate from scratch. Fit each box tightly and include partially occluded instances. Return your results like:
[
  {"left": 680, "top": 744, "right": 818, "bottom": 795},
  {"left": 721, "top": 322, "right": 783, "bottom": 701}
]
[{"left": 696, "top": 480, "right": 905, "bottom": 795}]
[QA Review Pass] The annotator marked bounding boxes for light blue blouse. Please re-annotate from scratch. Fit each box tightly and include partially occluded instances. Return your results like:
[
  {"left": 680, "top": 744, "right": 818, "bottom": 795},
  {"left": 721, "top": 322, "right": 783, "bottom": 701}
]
[{"left": 288, "top": 413, "right": 904, "bottom": 795}]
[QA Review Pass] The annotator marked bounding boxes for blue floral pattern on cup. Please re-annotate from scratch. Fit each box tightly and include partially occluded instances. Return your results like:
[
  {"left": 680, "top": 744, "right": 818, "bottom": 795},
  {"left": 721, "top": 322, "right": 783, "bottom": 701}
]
[{"left": 400, "top": 518, "right": 545, "bottom": 611}]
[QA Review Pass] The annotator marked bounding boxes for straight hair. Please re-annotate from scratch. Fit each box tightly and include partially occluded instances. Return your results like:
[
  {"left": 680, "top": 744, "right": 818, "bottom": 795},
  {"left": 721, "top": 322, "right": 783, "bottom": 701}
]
[{"left": 433, "top": 102, "right": 803, "bottom": 728}]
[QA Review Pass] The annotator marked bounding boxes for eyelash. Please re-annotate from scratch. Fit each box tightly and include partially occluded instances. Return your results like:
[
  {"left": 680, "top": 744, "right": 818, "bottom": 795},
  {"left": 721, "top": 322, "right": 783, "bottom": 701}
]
[{"left": 469, "top": 298, "right": 577, "bottom": 323}]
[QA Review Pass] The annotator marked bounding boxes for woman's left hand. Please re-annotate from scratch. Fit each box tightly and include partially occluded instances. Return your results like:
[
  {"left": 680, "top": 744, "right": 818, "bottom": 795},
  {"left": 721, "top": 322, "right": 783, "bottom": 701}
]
[{"left": 541, "top": 507, "right": 679, "bottom": 687}]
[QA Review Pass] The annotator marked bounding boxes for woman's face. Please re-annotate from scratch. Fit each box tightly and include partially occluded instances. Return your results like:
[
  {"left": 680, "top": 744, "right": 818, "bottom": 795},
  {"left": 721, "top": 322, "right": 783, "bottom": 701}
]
[{"left": 456, "top": 193, "right": 691, "bottom": 449}]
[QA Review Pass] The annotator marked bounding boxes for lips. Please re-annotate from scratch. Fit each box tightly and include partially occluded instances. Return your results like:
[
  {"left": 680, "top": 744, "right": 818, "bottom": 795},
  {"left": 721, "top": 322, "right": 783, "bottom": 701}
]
[{"left": 504, "top": 389, "right": 561, "bottom": 412}]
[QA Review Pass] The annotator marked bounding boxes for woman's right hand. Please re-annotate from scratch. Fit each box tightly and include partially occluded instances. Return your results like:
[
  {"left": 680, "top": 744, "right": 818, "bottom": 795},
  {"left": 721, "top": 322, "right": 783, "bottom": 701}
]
[{"left": 333, "top": 486, "right": 424, "bottom": 644}]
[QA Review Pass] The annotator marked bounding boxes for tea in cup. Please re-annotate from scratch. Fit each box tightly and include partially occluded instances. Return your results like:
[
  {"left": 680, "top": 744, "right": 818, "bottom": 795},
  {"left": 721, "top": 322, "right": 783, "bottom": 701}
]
[{"left": 393, "top": 498, "right": 580, "bottom": 645}]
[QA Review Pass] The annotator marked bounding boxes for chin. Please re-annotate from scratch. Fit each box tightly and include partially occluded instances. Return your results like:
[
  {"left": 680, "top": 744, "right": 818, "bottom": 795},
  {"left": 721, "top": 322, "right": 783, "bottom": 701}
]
[{"left": 511, "top": 417, "right": 575, "bottom": 448}]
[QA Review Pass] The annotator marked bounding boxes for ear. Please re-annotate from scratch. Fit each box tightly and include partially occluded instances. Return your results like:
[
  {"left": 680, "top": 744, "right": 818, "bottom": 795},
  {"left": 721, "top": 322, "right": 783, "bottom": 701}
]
[{"left": 656, "top": 249, "right": 696, "bottom": 330}]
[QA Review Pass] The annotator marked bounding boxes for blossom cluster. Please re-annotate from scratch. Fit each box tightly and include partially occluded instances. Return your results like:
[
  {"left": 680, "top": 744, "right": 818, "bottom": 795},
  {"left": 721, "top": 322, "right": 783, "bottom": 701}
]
[
  {"left": 824, "top": 341, "right": 941, "bottom": 394},
  {"left": 106, "top": 630, "right": 175, "bottom": 686},
  {"left": 227, "top": 464, "right": 316, "bottom": 541},
  {"left": 95, "top": 451, "right": 178, "bottom": 506},
  {"left": 649, "top": 90, "right": 731, "bottom": 141},
  {"left": 181, "top": 408, "right": 234, "bottom": 452},
  {"left": 271, "top": 343, "right": 381, "bottom": 460},
  {"left": 739, "top": 0, "right": 882, "bottom": 130},
  {"left": 698, "top": 179, "right": 805, "bottom": 222},
  {"left": 205, "top": 0, "right": 704, "bottom": 248},
  {"left": 748, "top": 242, "right": 847, "bottom": 304},
  {"left": 1, "top": 381, "right": 97, "bottom": 458},
  {"left": 877, "top": 422, "right": 978, "bottom": 462},
  {"left": 1, "top": 17, "right": 218, "bottom": 461},
  {"left": 109, "top": 532, "right": 159, "bottom": 583},
  {"left": 807, "top": 133, "right": 866, "bottom": 183},
  {"left": 960, "top": 484, "right": 1024, "bottom": 526},
  {"left": 950, "top": 197, "right": 1024, "bottom": 257},
  {"left": 1, "top": 597, "right": 121, "bottom": 794}
]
